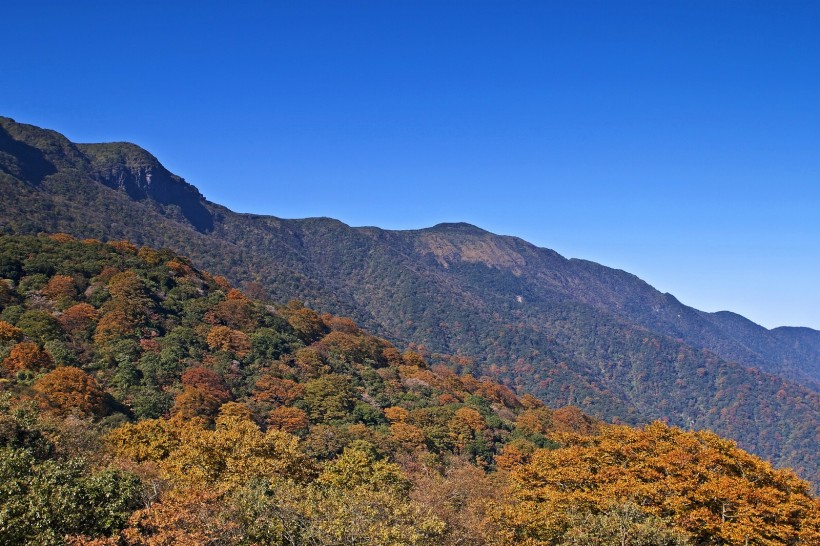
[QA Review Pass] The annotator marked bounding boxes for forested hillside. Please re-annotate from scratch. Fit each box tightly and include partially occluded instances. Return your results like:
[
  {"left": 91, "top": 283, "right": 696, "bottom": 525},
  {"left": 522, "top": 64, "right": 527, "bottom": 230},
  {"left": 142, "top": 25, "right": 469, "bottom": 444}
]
[
  {"left": 0, "top": 234, "right": 817, "bottom": 545},
  {"left": 1, "top": 115, "right": 819, "bottom": 486}
]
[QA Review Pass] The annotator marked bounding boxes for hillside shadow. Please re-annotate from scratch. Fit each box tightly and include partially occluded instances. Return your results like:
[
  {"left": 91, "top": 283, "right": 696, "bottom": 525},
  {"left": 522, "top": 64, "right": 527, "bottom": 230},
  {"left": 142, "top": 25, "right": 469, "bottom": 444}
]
[{"left": 0, "top": 126, "right": 57, "bottom": 183}]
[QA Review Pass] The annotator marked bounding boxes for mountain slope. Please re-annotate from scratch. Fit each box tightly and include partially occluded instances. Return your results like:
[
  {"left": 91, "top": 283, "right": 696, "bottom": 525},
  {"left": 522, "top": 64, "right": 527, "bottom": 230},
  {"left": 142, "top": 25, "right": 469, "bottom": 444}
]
[
  {"left": 1, "top": 115, "right": 818, "bottom": 484},
  {"left": 2, "top": 234, "right": 816, "bottom": 545}
]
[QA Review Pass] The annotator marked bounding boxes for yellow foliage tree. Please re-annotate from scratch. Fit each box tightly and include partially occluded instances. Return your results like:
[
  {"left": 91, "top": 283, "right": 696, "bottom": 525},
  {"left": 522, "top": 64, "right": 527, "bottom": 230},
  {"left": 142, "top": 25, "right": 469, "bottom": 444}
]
[
  {"left": 205, "top": 325, "right": 251, "bottom": 358},
  {"left": 111, "top": 411, "right": 313, "bottom": 490},
  {"left": 0, "top": 320, "right": 23, "bottom": 343},
  {"left": 495, "top": 422, "right": 820, "bottom": 546}
]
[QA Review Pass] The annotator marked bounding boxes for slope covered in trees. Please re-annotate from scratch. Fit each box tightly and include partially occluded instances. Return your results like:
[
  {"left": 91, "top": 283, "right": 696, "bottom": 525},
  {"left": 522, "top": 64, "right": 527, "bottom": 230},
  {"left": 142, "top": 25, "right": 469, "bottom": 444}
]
[
  {"left": 0, "top": 234, "right": 817, "bottom": 545},
  {"left": 1, "top": 115, "right": 819, "bottom": 486}
]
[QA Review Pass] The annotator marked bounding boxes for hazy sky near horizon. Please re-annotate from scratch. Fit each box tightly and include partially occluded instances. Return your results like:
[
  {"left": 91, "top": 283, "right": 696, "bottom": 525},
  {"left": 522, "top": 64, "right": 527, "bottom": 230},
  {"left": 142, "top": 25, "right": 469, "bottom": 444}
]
[{"left": 2, "top": 1, "right": 818, "bottom": 329}]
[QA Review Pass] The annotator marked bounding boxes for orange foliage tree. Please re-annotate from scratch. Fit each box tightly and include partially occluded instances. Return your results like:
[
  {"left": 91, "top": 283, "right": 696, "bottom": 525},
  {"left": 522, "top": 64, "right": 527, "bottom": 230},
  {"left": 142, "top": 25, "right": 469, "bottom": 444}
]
[
  {"left": 0, "top": 320, "right": 24, "bottom": 343},
  {"left": 41, "top": 274, "right": 78, "bottom": 301},
  {"left": 280, "top": 300, "right": 327, "bottom": 343},
  {"left": 267, "top": 406, "right": 309, "bottom": 434},
  {"left": 181, "top": 367, "right": 231, "bottom": 403},
  {"left": 33, "top": 366, "right": 107, "bottom": 417},
  {"left": 59, "top": 303, "right": 98, "bottom": 335},
  {"left": 2, "top": 341, "right": 53, "bottom": 374},
  {"left": 94, "top": 308, "right": 138, "bottom": 344},
  {"left": 254, "top": 375, "right": 304, "bottom": 407},
  {"left": 171, "top": 386, "right": 222, "bottom": 421},
  {"left": 204, "top": 294, "right": 257, "bottom": 331}
]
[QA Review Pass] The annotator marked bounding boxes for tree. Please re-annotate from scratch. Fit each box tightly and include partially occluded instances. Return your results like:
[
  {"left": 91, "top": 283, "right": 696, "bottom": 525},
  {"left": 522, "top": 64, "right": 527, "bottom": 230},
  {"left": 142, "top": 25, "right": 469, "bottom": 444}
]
[
  {"left": 516, "top": 408, "right": 553, "bottom": 435},
  {"left": 294, "top": 346, "right": 329, "bottom": 377},
  {"left": 449, "top": 407, "right": 486, "bottom": 453},
  {"left": 384, "top": 406, "right": 410, "bottom": 423},
  {"left": 33, "top": 367, "right": 107, "bottom": 417},
  {"left": 107, "top": 270, "right": 152, "bottom": 311},
  {"left": 0, "top": 320, "right": 24, "bottom": 344},
  {"left": 88, "top": 489, "right": 233, "bottom": 546},
  {"left": 204, "top": 292, "right": 258, "bottom": 331},
  {"left": 93, "top": 308, "right": 134, "bottom": 345},
  {"left": 170, "top": 386, "right": 221, "bottom": 421},
  {"left": 41, "top": 274, "right": 77, "bottom": 301},
  {"left": 303, "top": 374, "right": 357, "bottom": 423},
  {"left": 181, "top": 367, "right": 231, "bottom": 403},
  {"left": 16, "top": 310, "right": 64, "bottom": 343},
  {"left": 205, "top": 325, "right": 251, "bottom": 358},
  {"left": 0, "top": 449, "right": 142, "bottom": 546},
  {"left": 267, "top": 406, "right": 309, "bottom": 434},
  {"left": 58, "top": 303, "right": 98, "bottom": 336},
  {"left": 551, "top": 405, "right": 599, "bottom": 434},
  {"left": 280, "top": 301, "right": 328, "bottom": 344},
  {"left": 558, "top": 503, "right": 691, "bottom": 546},
  {"left": 496, "top": 422, "right": 820, "bottom": 545},
  {"left": 163, "top": 411, "right": 313, "bottom": 488},
  {"left": 254, "top": 375, "right": 304, "bottom": 407},
  {"left": 2, "top": 341, "right": 53, "bottom": 374},
  {"left": 390, "top": 422, "right": 427, "bottom": 451}
]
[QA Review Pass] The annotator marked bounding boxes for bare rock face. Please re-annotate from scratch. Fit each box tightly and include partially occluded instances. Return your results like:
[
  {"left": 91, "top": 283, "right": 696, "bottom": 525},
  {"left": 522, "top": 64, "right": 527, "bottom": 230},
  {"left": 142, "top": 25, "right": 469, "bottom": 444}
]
[{"left": 79, "top": 142, "right": 214, "bottom": 233}]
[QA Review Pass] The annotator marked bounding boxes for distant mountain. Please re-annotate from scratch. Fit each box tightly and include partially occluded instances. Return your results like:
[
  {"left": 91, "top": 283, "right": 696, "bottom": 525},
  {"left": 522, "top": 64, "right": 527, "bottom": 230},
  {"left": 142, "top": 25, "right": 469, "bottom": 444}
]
[{"left": 1, "top": 115, "right": 818, "bottom": 484}]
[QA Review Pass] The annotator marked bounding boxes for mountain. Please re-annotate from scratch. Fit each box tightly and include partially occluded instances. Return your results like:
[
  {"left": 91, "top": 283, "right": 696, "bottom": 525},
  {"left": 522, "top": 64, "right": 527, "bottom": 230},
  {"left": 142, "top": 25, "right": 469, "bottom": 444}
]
[
  {"left": 1, "top": 115, "right": 819, "bottom": 485},
  {"left": 2, "top": 234, "right": 816, "bottom": 545}
]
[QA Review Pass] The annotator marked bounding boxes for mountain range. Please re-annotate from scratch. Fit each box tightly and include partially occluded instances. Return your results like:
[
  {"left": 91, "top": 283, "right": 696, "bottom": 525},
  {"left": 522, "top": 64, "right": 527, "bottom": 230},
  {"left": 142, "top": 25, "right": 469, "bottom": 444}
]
[{"left": 1, "top": 115, "right": 818, "bottom": 484}]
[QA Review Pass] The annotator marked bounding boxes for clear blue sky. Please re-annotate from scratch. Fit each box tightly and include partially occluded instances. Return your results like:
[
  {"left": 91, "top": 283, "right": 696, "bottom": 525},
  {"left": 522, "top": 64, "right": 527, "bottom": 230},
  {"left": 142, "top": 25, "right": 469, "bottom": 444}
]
[{"left": 2, "top": 1, "right": 818, "bottom": 329}]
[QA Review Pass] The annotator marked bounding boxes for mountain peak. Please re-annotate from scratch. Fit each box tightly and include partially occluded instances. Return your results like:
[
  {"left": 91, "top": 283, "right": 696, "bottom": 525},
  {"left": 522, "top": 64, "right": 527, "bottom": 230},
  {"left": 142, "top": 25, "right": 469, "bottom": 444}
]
[
  {"left": 0, "top": 116, "right": 214, "bottom": 234},
  {"left": 427, "top": 222, "right": 488, "bottom": 234}
]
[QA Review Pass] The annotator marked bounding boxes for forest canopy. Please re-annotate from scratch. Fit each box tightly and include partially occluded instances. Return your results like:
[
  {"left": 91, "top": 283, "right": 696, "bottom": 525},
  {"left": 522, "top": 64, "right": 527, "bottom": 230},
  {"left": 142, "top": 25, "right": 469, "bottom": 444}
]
[{"left": 0, "top": 233, "right": 817, "bottom": 545}]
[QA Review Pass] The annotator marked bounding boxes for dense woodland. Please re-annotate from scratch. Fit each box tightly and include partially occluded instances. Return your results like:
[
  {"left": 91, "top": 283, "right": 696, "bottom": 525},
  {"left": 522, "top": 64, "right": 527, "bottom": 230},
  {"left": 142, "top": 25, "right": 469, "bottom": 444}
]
[
  {"left": 0, "top": 234, "right": 817, "bottom": 545},
  {"left": 2, "top": 116, "right": 819, "bottom": 488}
]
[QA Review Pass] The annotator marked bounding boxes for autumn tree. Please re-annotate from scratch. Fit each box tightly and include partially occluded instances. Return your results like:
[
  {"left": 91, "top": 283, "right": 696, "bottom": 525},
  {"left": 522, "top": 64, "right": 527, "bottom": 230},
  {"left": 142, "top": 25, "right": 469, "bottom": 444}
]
[
  {"left": 0, "top": 320, "right": 24, "bottom": 344},
  {"left": 496, "top": 422, "right": 820, "bottom": 545},
  {"left": 267, "top": 406, "right": 309, "bottom": 434},
  {"left": 205, "top": 325, "right": 251, "bottom": 358},
  {"left": 41, "top": 274, "right": 77, "bottom": 301},
  {"left": 180, "top": 367, "right": 231, "bottom": 403},
  {"left": 516, "top": 407, "right": 553, "bottom": 435},
  {"left": 204, "top": 293, "right": 257, "bottom": 331},
  {"left": 33, "top": 366, "right": 107, "bottom": 417},
  {"left": 168, "top": 411, "right": 312, "bottom": 488},
  {"left": 170, "top": 386, "right": 222, "bottom": 421},
  {"left": 551, "top": 405, "right": 599, "bottom": 435},
  {"left": 94, "top": 308, "right": 137, "bottom": 344},
  {"left": 294, "top": 346, "right": 329, "bottom": 377},
  {"left": 107, "top": 270, "right": 152, "bottom": 310},
  {"left": 384, "top": 406, "right": 410, "bottom": 423},
  {"left": 557, "top": 503, "right": 691, "bottom": 546},
  {"left": 2, "top": 341, "right": 53, "bottom": 374},
  {"left": 390, "top": 422, "right": 427, "bottom": 451},
  {"left": 280, "top": 300, "right": 328, "bottom": 343},
  {"left": 254, "top": 375, "right": 304, "bottom": 408},
  {"left": 449, "top": 407, "right": 487, "bottom": 453},
  {"left": 59, "top": 303, "right": 98, "bottom": 336}
]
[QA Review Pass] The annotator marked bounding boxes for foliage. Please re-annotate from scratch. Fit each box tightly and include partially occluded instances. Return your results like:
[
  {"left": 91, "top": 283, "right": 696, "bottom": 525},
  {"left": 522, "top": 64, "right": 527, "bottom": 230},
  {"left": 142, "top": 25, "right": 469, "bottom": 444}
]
[
  {"left": 0, "top": 233, "right": 815, "bottom": 545},
  {"left": 497, "top": 422, "right": 820, "bottom": 545},
  {"left": 33, "top": 366, "right": 107, "bottom": 417},
  {"left": 2, "top": 115, "right": 820, "bottom": 493}
]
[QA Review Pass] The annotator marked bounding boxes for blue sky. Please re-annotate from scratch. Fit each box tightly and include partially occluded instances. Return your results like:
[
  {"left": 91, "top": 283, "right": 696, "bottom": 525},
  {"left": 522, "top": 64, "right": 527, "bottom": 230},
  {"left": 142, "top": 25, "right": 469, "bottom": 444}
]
[{"left": 2, "top": 1, "right": 818, "bottom": 329}]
